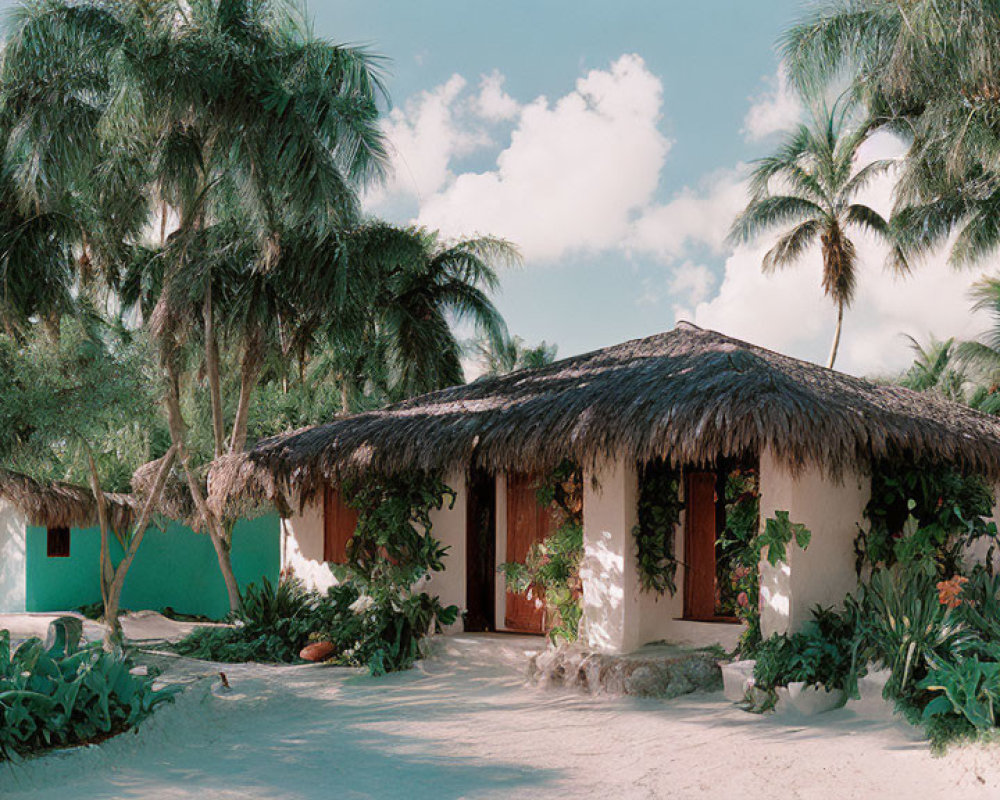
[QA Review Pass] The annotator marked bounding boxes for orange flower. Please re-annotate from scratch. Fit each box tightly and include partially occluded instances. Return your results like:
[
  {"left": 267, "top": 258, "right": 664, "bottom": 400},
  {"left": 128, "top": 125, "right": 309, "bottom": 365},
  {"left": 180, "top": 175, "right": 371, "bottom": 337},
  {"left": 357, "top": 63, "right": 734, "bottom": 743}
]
[{"left": 937, "top": 575, "right": 969, "bottom": 609}]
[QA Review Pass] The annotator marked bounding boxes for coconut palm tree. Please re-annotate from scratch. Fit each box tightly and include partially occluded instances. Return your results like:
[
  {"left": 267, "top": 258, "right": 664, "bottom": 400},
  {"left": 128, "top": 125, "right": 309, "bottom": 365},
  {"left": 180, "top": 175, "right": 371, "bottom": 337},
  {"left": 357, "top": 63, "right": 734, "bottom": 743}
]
[
  {"left": 1, "top": 0, "right": 388, "bottom": 613},
  {"left": 728, "top": 101, "right": 909, "bottom": 368},
  {"left": 312, "top": 222, "right": 519, "bottom": 410},
  {"left": 898, "top": 334, "right": 966, "bottom": 401},
  {"left": 471, "top": 333, "right": 558, "bottom": 377},
  {"left": 781, "top": 1, "right": 1000, "bottom": 269}
]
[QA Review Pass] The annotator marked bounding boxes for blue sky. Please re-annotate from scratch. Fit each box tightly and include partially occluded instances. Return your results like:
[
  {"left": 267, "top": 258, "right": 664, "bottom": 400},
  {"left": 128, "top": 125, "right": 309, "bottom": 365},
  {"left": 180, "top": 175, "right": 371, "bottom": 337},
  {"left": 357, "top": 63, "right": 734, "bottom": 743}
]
[
  {"left": 304, "top": 1, "right": 993, "bottom": 377},
  {"left": 2, "top": 0, "right": 989, "bottom": 376}
]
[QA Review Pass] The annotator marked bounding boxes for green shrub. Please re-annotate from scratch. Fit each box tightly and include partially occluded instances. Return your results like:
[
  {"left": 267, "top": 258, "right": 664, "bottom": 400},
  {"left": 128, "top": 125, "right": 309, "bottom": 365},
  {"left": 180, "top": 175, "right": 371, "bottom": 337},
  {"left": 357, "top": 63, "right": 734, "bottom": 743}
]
[
  {"left": 174, "top": 578, "right": 361, "bottom": 664},
  {"left": 174, "top": 575, "right": 457, "bottom": 675},
  {"left": 0, "top": 630, "right": 177, "bottom": 761},
  {"left": 855, "top": 462, "right": 998, "bottom": 577},
  {"left": 847, "top": 568, "right": 978, "bottom": 703},
  {"left": 752, "top": 606, "right": 854, "bottom": 692}
]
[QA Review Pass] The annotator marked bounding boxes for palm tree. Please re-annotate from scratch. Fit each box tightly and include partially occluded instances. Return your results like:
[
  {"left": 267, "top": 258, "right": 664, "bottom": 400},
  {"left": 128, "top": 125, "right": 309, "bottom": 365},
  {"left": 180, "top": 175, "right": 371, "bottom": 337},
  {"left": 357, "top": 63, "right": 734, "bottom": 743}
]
[
  {"left": 315, "top": 222, "right": 519, "bottom": 410},
  {"left": 781, "top": 1, "right": 1000, "bottom": 270},
  {"left": 898, "top": 334, "right": 966, "bottom": 401},
  {"left": 472, "top": 333, "right": 558, "bottom": 376},
  {"left": 2, "top": 0, "right": 388, "bottom": 613},
  {"left": 728, "top": 101, "right": 909, "bottom": 368}
]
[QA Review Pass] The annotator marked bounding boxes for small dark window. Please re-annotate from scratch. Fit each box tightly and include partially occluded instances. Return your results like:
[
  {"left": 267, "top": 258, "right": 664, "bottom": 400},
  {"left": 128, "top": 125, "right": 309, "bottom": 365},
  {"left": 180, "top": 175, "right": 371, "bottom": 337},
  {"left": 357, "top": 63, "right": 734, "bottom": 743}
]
[{"left": 47, "top": 527, "right": 70, "bottom": 558}]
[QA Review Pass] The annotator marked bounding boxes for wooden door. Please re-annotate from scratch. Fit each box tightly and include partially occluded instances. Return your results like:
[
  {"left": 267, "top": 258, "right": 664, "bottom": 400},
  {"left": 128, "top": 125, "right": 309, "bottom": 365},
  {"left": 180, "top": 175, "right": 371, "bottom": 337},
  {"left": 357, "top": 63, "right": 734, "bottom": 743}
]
[
  {"left": 504, "top": 472, "right": 551, "bottom": 634},
  {"left": 684, "top": 471, "right": 718, "bottom": 620},
  {"left": 324, "top": 486, "right": 359, "bottom": 564}
]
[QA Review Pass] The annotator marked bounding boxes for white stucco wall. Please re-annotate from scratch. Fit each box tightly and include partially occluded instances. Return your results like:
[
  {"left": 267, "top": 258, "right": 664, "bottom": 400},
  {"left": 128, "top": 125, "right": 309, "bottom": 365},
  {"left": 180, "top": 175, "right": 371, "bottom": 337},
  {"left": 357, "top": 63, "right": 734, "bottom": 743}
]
[
  {"left": 0, "top": 499, "right": 27, "bottom": 613},
  {"left": 758, "top": 447, "right": 870, "bottom": 636},
  {"left": 419, "top": 471, "right": 467, "bottom": 632},
  {"left": 281, "top": 497, "right": 338, "bottom": 593},
  {"left": 580, "top": 458, "right": 741, "bottom": 654},
  {"left": 580, "top": 458, "right": 643, "bottom": 653}
]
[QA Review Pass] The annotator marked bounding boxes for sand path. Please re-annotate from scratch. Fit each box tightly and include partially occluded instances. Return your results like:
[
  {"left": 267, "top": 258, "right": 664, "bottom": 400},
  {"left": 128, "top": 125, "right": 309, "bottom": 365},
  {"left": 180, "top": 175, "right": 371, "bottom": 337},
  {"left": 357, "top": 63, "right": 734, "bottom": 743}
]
[{"left": 2, "top": 634, "right": 999, "bottom": 799}]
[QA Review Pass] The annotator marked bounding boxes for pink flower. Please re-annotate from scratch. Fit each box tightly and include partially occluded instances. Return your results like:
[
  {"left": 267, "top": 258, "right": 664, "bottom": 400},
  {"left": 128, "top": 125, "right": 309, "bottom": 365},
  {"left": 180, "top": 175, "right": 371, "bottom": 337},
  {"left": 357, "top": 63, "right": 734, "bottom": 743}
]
[{"left": 737, "top": 591, "right": 749, "bottom": 608}]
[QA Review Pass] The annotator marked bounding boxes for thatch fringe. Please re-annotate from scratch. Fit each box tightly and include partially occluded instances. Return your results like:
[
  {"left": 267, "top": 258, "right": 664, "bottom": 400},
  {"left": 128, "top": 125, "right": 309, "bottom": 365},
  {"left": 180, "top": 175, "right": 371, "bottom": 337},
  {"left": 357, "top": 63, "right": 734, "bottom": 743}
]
[
  {"left": 0, "top": 468, "right": 138, "bottom": 533},
  {"left": 209, "top": 323, "right": 1000, "bottom": 513}
]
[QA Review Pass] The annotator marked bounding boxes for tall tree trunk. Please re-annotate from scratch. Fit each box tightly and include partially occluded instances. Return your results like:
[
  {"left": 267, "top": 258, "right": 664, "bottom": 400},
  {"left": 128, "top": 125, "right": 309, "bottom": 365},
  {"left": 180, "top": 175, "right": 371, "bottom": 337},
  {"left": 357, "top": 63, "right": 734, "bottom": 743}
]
[
  {"left": 827, "top": 300, "right": 844, "bottom": 369},
  {"left": 341, "top": 380, "right": 351, "bottom": 415},
  {"left": 229, "top": 338, "right": 262, "bottom": 455},
  {"left": 89, "top": 447, "right": 177, "bottom": 651},
  {"left": 163, "top": 366, "right": 243, "bottom": 614},
  {"left": 203, "top": 285, "right": 225, "bottom": 458}
]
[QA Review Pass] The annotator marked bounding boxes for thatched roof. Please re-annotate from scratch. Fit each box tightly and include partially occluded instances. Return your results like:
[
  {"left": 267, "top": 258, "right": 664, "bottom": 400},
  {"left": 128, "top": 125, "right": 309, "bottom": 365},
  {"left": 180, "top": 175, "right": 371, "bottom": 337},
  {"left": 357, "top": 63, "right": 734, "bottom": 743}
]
[
  {"left": 0, "top": 468, "right": 139, "bottom": 532},
  {"left": 210, "top": 322, "right": 1000, "bottom": 510}
]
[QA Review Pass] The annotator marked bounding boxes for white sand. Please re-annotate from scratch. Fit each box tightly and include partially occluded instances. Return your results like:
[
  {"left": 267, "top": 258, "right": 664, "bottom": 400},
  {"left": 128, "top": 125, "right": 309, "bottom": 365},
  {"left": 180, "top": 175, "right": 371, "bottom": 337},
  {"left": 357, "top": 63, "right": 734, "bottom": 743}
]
[
  {"left": 2, "top": 633, "right": 1000, "bottom": 799},
  {"left": 2, "top": 610, "right": 227, "bottom": 646}
]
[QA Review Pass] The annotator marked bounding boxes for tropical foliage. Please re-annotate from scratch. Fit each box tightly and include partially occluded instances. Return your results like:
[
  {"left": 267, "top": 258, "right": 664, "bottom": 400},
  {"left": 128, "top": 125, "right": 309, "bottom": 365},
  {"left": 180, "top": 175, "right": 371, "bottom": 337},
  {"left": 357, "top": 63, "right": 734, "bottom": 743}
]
[
  {"left": 854, "top": 461, "right": 998, "bottom": 577},
  {"left": 633, "top": 459, "right": 683, "bottom": 595},
  {"left": 500, "top": 461, "right": 585, "bottom": 643},
  {"left": 0, "top": 630, "right": 177, "bottom": 761}
]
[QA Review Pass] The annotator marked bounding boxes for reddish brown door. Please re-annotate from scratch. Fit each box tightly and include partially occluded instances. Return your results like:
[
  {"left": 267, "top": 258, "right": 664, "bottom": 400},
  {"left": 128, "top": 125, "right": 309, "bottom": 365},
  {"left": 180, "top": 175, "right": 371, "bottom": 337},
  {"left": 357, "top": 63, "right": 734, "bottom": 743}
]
[
  {"left": 684, "top": 471, "right": 718, "bottom": 620},
  {"left": 324, "top": 486, "right": 360, "bottom": 564},
  {"left": 504, "top": 472, "right": 552, "bottom": 633}
]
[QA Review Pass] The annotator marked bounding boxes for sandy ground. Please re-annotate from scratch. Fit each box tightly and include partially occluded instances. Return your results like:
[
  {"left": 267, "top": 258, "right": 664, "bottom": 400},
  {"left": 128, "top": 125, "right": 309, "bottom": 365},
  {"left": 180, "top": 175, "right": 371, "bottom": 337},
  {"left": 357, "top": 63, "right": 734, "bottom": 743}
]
[
  {"left": 3, "top": 631, "right": 1000, "bottom": 800},
  {"left": 2, "top": 610, "right": 225, "bottom": 646}
]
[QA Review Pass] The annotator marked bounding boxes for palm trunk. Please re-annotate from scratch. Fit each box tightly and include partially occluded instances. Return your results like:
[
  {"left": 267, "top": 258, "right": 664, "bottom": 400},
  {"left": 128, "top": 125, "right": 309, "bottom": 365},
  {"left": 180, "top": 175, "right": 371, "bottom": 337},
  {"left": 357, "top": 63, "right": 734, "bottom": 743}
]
[
  {"left": 827, "top": 300, "right": 844, "bottom": 369},
  {"left": 163, "top": 365, "right": 243, "bottom": 614},
  {"left": 204, "top": 285, "right": 225, "bottom": 458},
  {"left": 229, "top": 340, "right": 262, "bottom": 455}
]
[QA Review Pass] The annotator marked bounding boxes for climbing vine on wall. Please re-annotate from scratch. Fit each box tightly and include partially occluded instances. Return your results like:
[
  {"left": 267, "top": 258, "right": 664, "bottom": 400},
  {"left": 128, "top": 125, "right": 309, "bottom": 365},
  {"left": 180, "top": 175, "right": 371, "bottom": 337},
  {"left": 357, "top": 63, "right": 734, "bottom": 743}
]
[
  {"left": 500, "top": 460, "right": 585, "bottom": 644},
  {"left": 343, "top": 471, "right": 456, "bottom": 583},
  {"left": 855, "top": 461, "right": 998, "bottom": 578},
  {"left": 633, "top": 458, "right": 683, "bottom": 595}
]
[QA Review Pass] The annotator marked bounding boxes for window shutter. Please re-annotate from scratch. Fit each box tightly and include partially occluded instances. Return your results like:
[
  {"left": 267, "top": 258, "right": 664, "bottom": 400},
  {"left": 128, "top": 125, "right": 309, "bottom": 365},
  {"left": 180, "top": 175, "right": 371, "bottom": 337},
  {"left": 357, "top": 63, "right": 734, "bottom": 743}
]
[{"left": 323, "top": 487, "right": 359, "bottom": 564}]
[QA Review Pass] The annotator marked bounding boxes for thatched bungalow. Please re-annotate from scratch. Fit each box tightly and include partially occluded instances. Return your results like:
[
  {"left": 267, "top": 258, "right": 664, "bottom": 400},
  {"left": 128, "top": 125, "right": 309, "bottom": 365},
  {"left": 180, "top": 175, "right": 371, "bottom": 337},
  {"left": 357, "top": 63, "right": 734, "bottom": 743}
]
[
  {"left": 0, "top": 467, "right": 280, "bottom": 617},
  {"left": 210, "top": 323, "right": 1000, "bottom": 653}
]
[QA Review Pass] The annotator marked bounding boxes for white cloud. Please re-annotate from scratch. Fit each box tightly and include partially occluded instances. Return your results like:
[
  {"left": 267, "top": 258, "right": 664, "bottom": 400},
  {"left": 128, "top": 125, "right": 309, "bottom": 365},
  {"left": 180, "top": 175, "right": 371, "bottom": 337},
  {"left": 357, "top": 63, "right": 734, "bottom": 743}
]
[
  {"left": 365, "top": 75, "right": 489, "bottom": 209},
  {"left": 628, "top": 169, "right": 748, "bottom": 261},
  {"left": 415, "top": 54, "right": 671, "bottom": 262},
  {"left": 476, "top": 70, "right": 520, "bottom": 122},
  {"left": 742, "top": 66, "right": 803, "bottom": 142}
]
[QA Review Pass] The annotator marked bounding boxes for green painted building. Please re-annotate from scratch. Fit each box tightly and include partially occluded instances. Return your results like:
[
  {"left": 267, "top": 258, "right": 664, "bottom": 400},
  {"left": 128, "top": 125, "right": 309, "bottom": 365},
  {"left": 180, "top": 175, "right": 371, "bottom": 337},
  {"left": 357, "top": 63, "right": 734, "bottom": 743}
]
[{"left": 1, "top": 479, "right": 280, "bottom": 618}]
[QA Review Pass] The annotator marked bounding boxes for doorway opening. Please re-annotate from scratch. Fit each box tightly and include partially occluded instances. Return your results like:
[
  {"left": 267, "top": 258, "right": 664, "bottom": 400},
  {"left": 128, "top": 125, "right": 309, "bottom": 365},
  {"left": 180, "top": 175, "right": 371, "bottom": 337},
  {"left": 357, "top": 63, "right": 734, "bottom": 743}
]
[{"left": 465, "top": 468, "right": 496, "bottom": 632}]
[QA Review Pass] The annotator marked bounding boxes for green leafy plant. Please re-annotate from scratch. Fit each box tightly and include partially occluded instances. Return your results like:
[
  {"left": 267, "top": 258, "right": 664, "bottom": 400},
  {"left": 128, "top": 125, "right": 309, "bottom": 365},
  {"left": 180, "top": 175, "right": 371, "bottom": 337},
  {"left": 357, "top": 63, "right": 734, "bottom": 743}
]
[
  {"left": 500, "top": 461, "right": 585, "bottom": 643},
  {"left": 633, "top": 459, "right": 683, "bottom": 595},
  {"left": 921, "top": 656, "right": 1000, "bottom": 733},
  {"left": 0, "top": 630, "right": 177, "bottom": 761},
  {"left": 855, "top": 462, "right": 998, "bottom": 577},
  {"left": 760, "top": 511, "right": 811, "bottom": 565},
  {"left": 344, "top": 471, "right": 456, "bottom": 584},
  {"left": 752, "top": 605, "right": 855, "bottom": 692},
  {"left": 716, "top": 468, "right": 761, "bottom": 618},
  {"left": 173, "top": 577, "right": 354, "bottom": 664},
  {"left": 847, "top": 568, "right": 978, "bottom": 703},
  {"left": 734, "top": 510, "right": 811, "bottom": 657}
]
